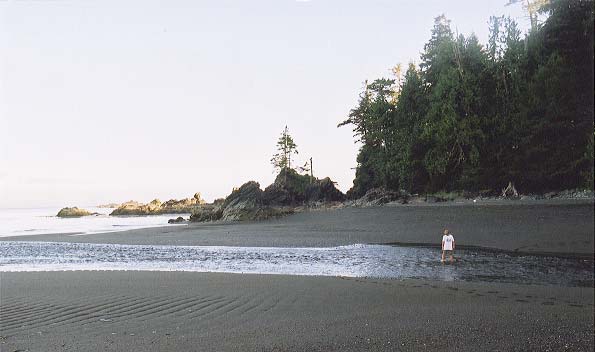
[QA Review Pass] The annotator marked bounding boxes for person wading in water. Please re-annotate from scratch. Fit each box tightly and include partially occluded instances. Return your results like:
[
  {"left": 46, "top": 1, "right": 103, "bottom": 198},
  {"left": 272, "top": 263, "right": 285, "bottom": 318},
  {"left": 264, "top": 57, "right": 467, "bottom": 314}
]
[{"left": 441, "top": 229, "right": 455, "bottom": 263}]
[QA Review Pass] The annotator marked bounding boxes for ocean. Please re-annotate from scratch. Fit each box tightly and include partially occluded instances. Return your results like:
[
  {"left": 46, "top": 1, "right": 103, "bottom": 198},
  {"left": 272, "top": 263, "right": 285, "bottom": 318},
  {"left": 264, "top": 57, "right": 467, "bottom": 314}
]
[{"left": 0, "top": 207, "right": 185, "bottom": 238}]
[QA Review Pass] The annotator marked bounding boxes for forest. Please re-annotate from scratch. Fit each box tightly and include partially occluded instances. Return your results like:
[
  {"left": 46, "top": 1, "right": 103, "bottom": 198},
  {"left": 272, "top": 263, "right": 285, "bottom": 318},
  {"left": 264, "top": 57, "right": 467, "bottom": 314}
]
[{"left": 339, "top": 0, "right": 594, "bottom": 197}]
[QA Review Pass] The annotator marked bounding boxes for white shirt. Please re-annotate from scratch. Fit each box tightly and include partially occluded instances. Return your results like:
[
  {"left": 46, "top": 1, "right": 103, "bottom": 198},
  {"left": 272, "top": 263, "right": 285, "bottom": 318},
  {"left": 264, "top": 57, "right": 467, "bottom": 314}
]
[{"left": 442, "top": 234, "right": 455, "bottom": 250}]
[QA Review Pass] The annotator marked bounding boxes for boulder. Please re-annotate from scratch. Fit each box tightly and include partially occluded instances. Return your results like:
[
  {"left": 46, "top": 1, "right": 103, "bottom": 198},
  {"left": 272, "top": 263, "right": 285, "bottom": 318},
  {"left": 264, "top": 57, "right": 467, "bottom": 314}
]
[
  {"left": 57, "top": 207, "right": 94, "bottom": 217},
  {"left": 168, "top": 216, "right": 186, "bottom": 224}
]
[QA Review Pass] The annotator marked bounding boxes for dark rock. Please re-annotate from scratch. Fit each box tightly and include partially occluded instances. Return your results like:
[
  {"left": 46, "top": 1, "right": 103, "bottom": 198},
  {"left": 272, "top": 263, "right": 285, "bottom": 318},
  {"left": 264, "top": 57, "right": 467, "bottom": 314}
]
[
  {"left": 304, "top": 177, "right": 345, "bottom": 203},
  {"left": 212, "top": 198, "right": 225, "bottom": 206},
  {"left": 189, "top": 205, "right": 223, "bottom": 222},
  {"left": 168, "top": 216, "right": 186, "bottom": 224},
  {"left": 263, "top": 183, "right": 293, "bottom": 206},
  {"left": 221, "top": 181, "right": 265, "bottom": 221}
]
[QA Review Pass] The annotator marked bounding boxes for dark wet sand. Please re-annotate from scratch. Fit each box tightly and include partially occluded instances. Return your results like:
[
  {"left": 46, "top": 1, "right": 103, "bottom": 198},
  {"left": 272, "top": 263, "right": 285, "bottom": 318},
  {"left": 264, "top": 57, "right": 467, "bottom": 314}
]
[
  {"left": 4, "top": 200, "right": 593, "bottom": 256},
  {"left": 1, "top": 272, "right": 593, "bottom": 352}
]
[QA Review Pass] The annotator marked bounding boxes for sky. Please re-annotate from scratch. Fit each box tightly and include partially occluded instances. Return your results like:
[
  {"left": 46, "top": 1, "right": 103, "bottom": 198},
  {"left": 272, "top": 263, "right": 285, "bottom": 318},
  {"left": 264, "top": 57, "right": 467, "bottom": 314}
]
[{"left": 0, "top": 0, "right": 530, "bottom": 208}]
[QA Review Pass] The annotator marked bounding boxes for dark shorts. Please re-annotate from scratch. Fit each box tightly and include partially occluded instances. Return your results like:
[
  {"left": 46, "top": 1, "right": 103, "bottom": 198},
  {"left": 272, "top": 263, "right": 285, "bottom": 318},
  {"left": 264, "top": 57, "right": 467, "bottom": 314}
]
[{"left": 443, "top": 250, "right": 454, "bottom": 255}]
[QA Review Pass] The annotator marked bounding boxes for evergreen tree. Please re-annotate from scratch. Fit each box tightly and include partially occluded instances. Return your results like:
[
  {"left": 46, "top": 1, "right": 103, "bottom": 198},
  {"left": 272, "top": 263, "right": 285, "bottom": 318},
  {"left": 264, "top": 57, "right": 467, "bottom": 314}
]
[
  {"left": 340, "top": 2, "right": 594, "bottom": 196},
  {"left": 271, "top": 126, "right": 299, "bottom": 173}
]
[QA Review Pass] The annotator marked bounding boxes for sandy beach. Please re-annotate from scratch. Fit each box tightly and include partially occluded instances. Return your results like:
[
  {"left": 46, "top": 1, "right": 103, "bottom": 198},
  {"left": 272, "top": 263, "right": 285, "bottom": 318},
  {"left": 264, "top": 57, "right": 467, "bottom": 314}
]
[
  {"left": 1, "top": 200, "right": 593, "bottom": 351},
  {"left": 1, "top": 272, "right": 593, "bottom": 352}
]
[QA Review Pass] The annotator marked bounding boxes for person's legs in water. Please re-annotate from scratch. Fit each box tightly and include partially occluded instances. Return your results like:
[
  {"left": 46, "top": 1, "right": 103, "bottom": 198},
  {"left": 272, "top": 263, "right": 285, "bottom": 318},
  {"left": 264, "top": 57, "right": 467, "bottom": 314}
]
[{"left": 441, "top": 250, "right": 445, "bottom": 262}]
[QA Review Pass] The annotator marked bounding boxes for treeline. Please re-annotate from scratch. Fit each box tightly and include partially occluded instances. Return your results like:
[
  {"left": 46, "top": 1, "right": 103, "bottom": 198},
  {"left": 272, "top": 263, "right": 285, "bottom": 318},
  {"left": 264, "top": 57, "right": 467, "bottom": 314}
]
[{"left": 340, "top": 0, "right": 594, "bottom": 197}]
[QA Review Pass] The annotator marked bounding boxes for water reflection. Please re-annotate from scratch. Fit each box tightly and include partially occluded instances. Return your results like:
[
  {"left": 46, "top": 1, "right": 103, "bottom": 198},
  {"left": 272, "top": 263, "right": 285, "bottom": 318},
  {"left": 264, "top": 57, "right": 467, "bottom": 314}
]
[{"left": 0, "top": 241, "right": 592, "bottom": 287}]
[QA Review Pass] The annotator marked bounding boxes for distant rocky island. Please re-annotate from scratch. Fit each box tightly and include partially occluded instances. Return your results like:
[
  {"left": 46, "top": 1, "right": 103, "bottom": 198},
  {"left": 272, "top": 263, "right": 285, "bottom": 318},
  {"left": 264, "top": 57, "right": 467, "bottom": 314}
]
[
  {"left": 57, "top": 193, "right": 205, "bottom": 218},
  {"left": 109, "top": 193, "right": 205, "bottom": 216},
  {"left": 56, "top": 207, "right": 98, "bottom": 217}
]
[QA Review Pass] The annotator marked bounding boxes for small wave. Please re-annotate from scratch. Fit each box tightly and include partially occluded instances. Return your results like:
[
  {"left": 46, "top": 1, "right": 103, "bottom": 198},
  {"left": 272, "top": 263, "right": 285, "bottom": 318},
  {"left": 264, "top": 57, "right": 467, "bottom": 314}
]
[{"left": 0, "top": 241, "right": 591, "bottom": 287}]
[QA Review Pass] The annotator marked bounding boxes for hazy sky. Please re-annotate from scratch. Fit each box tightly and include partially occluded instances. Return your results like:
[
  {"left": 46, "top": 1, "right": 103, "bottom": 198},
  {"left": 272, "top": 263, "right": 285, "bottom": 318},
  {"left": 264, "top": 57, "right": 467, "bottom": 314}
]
[{"left": 0, "top": 0, "right": 529, "bottom": 208}]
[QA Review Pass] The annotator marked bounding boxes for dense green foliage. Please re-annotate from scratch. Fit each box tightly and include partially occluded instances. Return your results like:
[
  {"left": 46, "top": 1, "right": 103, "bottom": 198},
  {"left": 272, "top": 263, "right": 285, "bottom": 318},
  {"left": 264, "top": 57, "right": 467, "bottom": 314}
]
[{"left": 341, "top": 0, "right": 594, "bottom": 197}]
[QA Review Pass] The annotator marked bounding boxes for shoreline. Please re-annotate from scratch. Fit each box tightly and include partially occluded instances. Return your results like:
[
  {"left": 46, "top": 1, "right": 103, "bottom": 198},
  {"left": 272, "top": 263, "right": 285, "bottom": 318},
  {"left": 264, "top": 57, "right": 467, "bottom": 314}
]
[{"left": 2, "top": 199, "right": 592, "bottom": 256}]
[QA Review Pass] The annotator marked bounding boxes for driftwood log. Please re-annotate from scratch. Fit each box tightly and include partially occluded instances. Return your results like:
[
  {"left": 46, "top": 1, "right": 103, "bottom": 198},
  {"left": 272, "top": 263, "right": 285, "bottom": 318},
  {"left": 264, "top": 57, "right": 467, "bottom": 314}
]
[{"left": 501, "top": 181, "right": 519, "bottom": 198}]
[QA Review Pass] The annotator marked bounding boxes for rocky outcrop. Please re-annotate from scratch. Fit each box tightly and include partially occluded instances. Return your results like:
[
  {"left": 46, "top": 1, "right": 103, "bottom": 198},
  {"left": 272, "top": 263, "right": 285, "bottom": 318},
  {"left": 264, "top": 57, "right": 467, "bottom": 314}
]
[
  {"left": 190, "top": 181, "right": 295, "bottom": 223},
  {"left": 189, "top": 204, "right": 223, "bottom": 222},
  {"left": 110, "top": 193, "right": 204, "bottom": 216},
  {"left": 263, "top": 183, "right": 293, "bottom": 205},
  {"left": 189, "top": 169, "right": 348, "bottom": 223},
  {"left": 220, "top": 181, "right": 268, "bottom": 221},
  {"left": 263, "top": 169, "right": 345, "bottom": 206},
  {"left": 304, "top": 177, "right": 345, "bottom": 203},
  {"left": 57, "top": 207, "right": 95, "bottom": 217}
]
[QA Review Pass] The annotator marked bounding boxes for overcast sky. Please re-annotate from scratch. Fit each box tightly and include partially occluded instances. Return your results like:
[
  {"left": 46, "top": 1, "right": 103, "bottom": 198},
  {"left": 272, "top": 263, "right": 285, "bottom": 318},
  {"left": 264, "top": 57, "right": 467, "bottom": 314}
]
[{"left": 0, "top": 0, "right": 529, "bottom": 208}]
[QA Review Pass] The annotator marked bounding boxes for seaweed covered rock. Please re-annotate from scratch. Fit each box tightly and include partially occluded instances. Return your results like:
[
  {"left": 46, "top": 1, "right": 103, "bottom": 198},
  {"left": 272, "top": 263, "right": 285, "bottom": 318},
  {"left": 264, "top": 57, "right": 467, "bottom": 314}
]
[{"left": 57, "top": 207, "right": 94, "bottom": 217}]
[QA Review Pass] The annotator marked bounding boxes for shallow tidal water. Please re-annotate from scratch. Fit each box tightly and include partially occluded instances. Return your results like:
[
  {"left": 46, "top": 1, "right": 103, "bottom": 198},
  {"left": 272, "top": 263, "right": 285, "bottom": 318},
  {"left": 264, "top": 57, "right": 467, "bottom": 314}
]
[{"left": 0, "top": 241, "right": 592, "bottom": 287}]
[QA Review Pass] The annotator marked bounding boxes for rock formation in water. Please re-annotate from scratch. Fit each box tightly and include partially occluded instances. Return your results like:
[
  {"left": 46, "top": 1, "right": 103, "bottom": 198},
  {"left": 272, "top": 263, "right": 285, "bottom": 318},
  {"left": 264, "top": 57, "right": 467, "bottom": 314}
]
[
  {"left": 57, "top": 207, "right": 96, "bottom": 217},
  {"left": 110, "top": 193, "right": 205, "bottom": 216}
]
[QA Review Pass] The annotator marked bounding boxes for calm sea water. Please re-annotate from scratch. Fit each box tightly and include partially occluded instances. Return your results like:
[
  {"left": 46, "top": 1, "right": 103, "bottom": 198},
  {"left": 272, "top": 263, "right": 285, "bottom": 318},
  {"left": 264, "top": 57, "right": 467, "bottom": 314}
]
[{"left": 0, "top": 207, "right": 185, "bottom": 238}]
